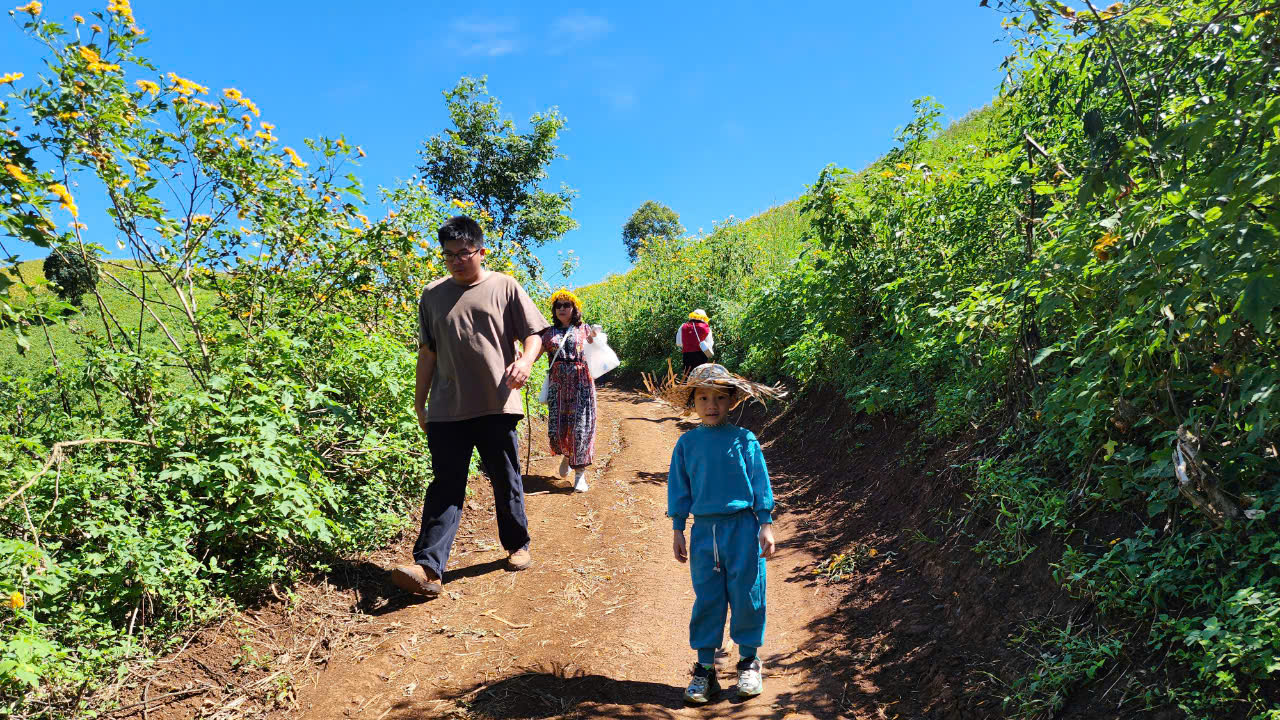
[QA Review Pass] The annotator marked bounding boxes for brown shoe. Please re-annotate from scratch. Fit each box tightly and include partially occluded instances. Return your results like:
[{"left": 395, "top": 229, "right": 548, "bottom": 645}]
[
  {"left": 507, "top": 548, "right": 532, "bottom": 571},
  {"left": 390, "top": 564, "right": 441, "bottom": 597}
]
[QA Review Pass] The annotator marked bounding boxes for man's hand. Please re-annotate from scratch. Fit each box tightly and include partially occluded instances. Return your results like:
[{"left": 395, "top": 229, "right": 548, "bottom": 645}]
[
  {"left": 504, "top": 333, "right": 543, "bottom": 389},
  {"left": 415, "top": 346, "right": 435, "bottom": 434},
  {"left": 758, "top": 523, "right": 776, "bottom": 559},
  {"left": 503, "top": 357, "right": 534, "bottom": 389},
  {"left": 673, "top": 529, "right": 688, "bottom": 563}
]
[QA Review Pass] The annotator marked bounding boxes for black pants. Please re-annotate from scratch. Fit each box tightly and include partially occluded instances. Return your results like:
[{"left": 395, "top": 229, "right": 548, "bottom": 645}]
[
  {"left": 413, "top": 414, "right": 530, "bottom": 578},
  {"left": 682, "top": 350, "right": 710, "bottom": 375}
]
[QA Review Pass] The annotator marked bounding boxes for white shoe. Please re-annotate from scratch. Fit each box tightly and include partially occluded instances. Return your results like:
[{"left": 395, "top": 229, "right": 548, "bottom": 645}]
[
  {"left": 573, "top": 470, "right": 589, "bottom": 493},
  {"left": 683, "top": 663, "right": 720, "bottom": 704},
  {"left": 735, "top": 656, "right": 763, "bottom": 697},
  {"left": 558, "top": 456, "right": 570, "bottom": 478}
]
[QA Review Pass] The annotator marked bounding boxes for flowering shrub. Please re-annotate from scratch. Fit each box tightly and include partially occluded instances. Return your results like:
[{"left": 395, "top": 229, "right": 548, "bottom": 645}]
[{"left": 0, "top": 5, "right": 548, "bottom": 717}]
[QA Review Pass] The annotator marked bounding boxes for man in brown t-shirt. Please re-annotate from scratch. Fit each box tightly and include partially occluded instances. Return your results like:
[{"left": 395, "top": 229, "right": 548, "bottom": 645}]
[{"left": 391, "top": 215, "right": 550, "bottom": 598}]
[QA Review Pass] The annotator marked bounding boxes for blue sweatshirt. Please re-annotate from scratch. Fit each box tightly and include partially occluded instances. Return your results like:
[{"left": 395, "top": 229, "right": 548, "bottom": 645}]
[{"left": 667, "top": 423, "right": 774, "bottom": 531}]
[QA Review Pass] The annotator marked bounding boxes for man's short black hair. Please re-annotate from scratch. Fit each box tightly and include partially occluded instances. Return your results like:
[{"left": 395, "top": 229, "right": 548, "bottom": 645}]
[{"left": 438, "top": 215, "right": 485, "bottom": 249}]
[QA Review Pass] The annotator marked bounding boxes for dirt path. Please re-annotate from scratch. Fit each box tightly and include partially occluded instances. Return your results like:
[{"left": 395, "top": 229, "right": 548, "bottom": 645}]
[{"left": 285, "top": 386, "right": 842, "bottom": 720}]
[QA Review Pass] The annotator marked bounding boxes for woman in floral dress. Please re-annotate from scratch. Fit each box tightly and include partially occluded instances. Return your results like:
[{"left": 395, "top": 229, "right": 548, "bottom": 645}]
[{"left": 539, "top": 289, "right": 598, "bottom": 492}]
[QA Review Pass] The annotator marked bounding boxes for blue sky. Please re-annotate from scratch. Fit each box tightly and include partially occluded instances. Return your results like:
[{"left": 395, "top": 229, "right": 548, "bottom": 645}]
[{"left": 2, "top": 1, "right": 1011, "bottom": 285}]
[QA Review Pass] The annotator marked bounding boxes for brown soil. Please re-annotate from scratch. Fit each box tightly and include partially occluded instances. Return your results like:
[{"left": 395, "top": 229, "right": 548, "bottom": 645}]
[
  {"left": 740, "top": 388, "right": 1138, "bottom": 720},
  {"left": 111, "top": 381, "right": 1134, "bottom": 720},
  {"left": 283, "top": 385, "right": 844, "bottom": 720}
]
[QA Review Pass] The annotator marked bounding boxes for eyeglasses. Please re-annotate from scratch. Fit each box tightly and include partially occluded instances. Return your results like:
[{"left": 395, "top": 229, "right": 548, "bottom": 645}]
[
  {"left": 554, "top": 303, "right": 574, "bottom": 310},
  {"left": 440, "top": 248, "right": 482, "bottom": 263}
]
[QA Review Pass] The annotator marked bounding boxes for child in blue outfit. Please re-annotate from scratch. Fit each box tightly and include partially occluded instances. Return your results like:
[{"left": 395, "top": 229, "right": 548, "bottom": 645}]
[{"left": 647, "top": 362, "right": 785, "bottom": 704}]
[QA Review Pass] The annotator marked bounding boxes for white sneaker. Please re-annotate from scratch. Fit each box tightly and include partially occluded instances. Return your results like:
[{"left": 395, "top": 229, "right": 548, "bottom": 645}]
[
  {"left": 558, "top": 456, "right": 570, "bottom": 478},
  {"left": 735, "top": 657, "right": 763, "bottom": 698},
  {"left": 573, "top": 469, "right": 589, "bottom": 493},
  {"left": 683, "top": 663, "right": 719, "bottom": 704}
]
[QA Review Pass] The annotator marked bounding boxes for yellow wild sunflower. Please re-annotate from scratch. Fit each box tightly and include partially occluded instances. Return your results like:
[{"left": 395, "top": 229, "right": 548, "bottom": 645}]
[{"left": 549, "top": 288, "right": 581, "bottom": 311}]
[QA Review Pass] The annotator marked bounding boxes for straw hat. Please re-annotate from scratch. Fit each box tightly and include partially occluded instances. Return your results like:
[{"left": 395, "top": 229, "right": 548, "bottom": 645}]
[
  {"left": 688, "top": 309, "right": 709, "bottom": 322},
  {"left": 643, "top": 361, "right": 786, "bottom": 416}
]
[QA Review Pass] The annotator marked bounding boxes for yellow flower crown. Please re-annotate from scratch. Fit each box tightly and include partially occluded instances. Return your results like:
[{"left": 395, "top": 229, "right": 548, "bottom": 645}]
[
  {"left": 688, "top": 311, "right": 709, "bottom": 322},
  {"left": 549, "top": 288, "right": 582, "bottom": 311}
]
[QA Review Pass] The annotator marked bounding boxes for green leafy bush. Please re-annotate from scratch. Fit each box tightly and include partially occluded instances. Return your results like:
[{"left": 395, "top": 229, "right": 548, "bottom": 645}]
[
  {"left": 581, "top": 1, "right": 1280, "bottom": 715},
  {"left": 0, "top": 7, "right": 543, "bottom": 717},
  {"left": 40, "top": 250, "right": 97, "bottom": 307}
]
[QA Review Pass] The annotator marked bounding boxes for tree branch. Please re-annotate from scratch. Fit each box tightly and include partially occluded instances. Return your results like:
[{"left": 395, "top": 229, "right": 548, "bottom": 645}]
[
  {"left": 1, "top": 438, "right": 155, "bottom": 511},
  {"left": 1024, "top": 132, "right": 1074, "bottom": 179}
]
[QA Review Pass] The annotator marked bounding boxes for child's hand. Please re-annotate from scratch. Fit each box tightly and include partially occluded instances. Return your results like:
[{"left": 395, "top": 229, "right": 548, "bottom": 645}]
[
  {"left": 673, "top": 529, "right": 688, "bottom": 563},
  {"left": 759, "top": 524, "right": 776, "bottom": 559}
]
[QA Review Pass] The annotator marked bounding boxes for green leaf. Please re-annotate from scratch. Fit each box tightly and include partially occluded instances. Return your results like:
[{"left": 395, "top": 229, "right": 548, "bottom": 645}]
[
  {"left": 1083, "top": 109, "right": 1103, "bottom": 138},
  {"left": 1238, "top": 271, "right": 1280, "bottom": 331},
  {"left": 1032, "top": 345, "right": 1062, "bottom": 366}
]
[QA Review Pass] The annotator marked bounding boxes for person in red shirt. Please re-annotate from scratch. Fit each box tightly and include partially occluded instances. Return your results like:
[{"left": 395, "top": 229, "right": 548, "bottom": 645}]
[{"left": 676, "top": 309, "right": 715, "bottom": 375}]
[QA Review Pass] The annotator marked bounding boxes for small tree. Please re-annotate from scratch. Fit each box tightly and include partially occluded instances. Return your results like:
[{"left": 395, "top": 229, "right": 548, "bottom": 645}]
[
  {"left": 417, "top": 76, "right": 578, "bottom": 272},
  {"left": 622, "top": 201, "right": 683, "bottom": 261},
  {"left": 42, "top": 249, "right": 98, "bottom": 306}
]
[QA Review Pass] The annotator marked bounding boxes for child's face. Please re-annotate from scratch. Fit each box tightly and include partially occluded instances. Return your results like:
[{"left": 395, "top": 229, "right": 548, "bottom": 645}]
[{"left": 692, "top": 387, "right": 734, "bottom": 425}]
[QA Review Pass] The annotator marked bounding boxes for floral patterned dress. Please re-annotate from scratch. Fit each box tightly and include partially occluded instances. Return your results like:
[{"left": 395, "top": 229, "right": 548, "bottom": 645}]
[{"left": 542, "top": 324, "right": 597, "bottom": 467}]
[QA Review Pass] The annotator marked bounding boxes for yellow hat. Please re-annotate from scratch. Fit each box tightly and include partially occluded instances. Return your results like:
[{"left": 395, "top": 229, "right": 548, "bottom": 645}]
[
  {"left": 688, "top": 309, "right": 709, "bottom": 322},
  {"left": 549, "top": 288, "right": 582, "bottom": 311}
]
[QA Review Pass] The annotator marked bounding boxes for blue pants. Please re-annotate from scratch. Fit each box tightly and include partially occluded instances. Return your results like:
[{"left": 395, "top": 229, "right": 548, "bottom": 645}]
[{"left": 688, "top": 511, "right": 767, "bottom": 653}]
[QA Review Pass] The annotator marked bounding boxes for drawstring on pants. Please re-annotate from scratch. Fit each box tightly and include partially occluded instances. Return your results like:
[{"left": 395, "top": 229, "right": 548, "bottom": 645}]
[{"left": 712, "top": 524, "right": 721, "bottom": 573}]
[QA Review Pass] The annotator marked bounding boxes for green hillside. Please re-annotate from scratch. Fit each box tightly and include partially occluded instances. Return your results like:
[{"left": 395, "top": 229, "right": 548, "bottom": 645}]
[
  {"left": 580, "top": 104, "right": 998, "bottom": 383},
  {"left": 577, "top": 4, "right": 1280, "bottom": 715},
  {"left": 0, "top": 259, "right": 216, "bottom": 376},
  {"left": 578, "top": 195, "right": 812, "bottom": 376},
  {"left": 0, "top": 259, "right": 46, "bottom": 303}
]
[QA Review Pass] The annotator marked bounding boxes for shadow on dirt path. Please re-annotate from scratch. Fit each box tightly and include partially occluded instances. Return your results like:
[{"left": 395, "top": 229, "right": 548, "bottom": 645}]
[
  {"left": 274, "top": 385, "right": 846, "bottom": 720},
  {"left": 112, "top": 381, "right": 1155, "bottom": 720}
]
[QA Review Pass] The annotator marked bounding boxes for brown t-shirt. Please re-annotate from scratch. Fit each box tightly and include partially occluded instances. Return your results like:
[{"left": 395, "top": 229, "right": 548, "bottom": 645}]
[{"left": 417, "top": 271, "right": 550, "bottom": 422}]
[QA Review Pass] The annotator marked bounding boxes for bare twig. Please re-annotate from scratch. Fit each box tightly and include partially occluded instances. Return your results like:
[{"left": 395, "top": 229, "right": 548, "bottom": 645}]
[
  {"left": 1083, "top": 0, "right": 1146, "bottom": 138},
  {"left": 480, "top": 609, "right": 531, "bottom": 629},
  {"left": 95, "top": 265, "right": 201, "bottom": 381},
  {"left": 1024, "top": 133, "right": 1074, "bottom": 179},
  {"left": 107, "top": 687, "right": 202, "bottom": 716},
  {"left": 1, "top": 438, "right": 154, "bottom": 510},
  {"left": 127, "top": 602, "right": 141, "bottom": 637},
  {"left": 1217, "top": 0, "right": 1280, "bottom": 20},
  {"left": 1173, "top": 426, "right": 1240, "bottom": 527}
]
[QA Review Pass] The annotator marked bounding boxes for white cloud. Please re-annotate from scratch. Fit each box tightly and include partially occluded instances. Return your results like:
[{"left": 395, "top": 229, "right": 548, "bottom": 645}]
[
  {"left": 449, "top": 17, "right": 521, "bottom": 57},
  {"left": 553, "top": 12, "right": 612, "bottom": 43}
]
